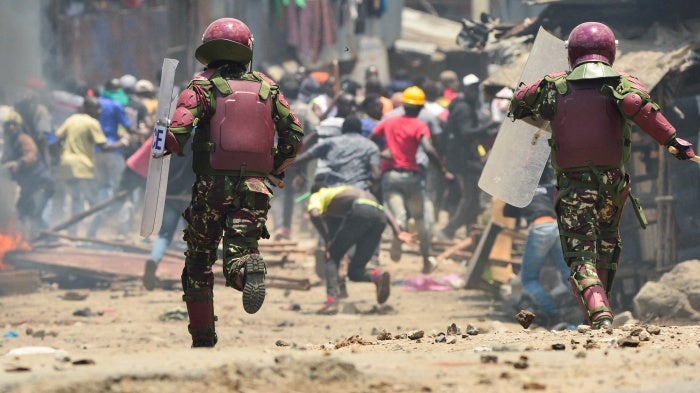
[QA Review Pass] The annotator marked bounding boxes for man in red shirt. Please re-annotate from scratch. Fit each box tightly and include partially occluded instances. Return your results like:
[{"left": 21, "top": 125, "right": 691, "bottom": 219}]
[{"left": 371, "top": 86, "right": 454, "bottom": 274}]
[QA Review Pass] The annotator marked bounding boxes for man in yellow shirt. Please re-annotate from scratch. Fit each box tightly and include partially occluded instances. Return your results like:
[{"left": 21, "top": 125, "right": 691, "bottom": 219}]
[
  {"left": 307, "top": 183, "right": 414, "bottom": 314},
  {"left": 55, "top": 96, "right": 125, "bottom": 234}
]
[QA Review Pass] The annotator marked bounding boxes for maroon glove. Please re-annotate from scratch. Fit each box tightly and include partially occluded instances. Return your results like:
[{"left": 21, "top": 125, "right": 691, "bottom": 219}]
[
  {"left": 164, "top": 131, "right": 181, "bottom": 156},
  {"left": 668, "top": 137, "right": 695, "bottom": 160}
]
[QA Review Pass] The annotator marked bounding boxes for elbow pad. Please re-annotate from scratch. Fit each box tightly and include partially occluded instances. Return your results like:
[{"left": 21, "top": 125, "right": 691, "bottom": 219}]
[
  {"left": 509, "top": 78, "right": 543, "bottom": 120},
  {"left": 631, "top": 102, "right": 676, "bottom": 145},
  {"left": 169, "top": 89, "right": 199, "bottom": 130},
  {"left": 273, "top": 137, "right": 303, "bottom": 175}
]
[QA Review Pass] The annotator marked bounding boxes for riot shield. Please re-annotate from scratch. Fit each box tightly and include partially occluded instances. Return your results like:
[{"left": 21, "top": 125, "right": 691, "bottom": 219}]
[
  {"left": 140, "top": 58, "right": 179, "bottom": 237},
  {"left": 478, "top": 27, "right": 568, "bottom": 207}
]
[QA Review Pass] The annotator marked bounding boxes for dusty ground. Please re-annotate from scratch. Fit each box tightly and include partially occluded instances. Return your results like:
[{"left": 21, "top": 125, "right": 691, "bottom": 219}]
[{"left": 1, "top": 231, "right": 700, "bottom": 393}]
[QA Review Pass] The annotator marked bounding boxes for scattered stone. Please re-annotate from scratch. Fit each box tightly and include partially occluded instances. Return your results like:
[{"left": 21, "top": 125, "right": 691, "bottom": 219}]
[
  {"left": 618, "top": 336, "right": 640, "bottom": 348},
  {"left": 275, "top": 339, "right": 292, "bottom": 347},
  {"left": 583, "top": 339, "right": 599, "bottom": 349},
  {"left": 60, "top": 291, "right": 88, "bottom": 301},
  {"left": 376, "top": 330, "right": 392, "bottom": 341},
  {"left": 72, "top": 308, "right": 101, "bottom": 317},
  {"left": 551, "top": 343, "right": 566, "bottom": 351},
  {"left": 473, "top": 346, "right": 492, "bottom": 353},
  {"left": 576, "top": 325, "right": 592, "bottom": 333},
  {"left": 277, "top": 320, "right": 294, "bottom": 327},
  {"left": 4, "top": 364, "right": 31, "bottom": 372},
  {"left": 446, "top": 337, "right": 457, "bottom": 344},
  {"left": 513, "top": 355, "right": 529, "bottom": 369},
  {"left": 466, "top": 324, "right": 479, "bottom": 335},
  {"left": 435, "top": 333, "right": 446, "bottom": 343},
  {"left": 480, "top": 354, "right": 498, "bottom": 363},
  {"left": 630, "top": 326, "right": 645, "bottom": 336},
  {"left": 638, "top": 330, "right": 651, "bottom": 342},
  {"left": 515, "top": 310, "right": 535, "bottom": 329},
  {"left": 575, "top": 351, "right": 586, "bottom": 358},
  {"left": 72, "top": 358, "right": 96, "bottom": 365},
  {"left": 522, "top": 381, "right": 546, "bottom": 390},
  {"left": 646, "top": 325, "right": 661, "bottom": 335},
  {"left": 408, "top": 330, "right": 424, "bottom": 340},
  {"left": 446, "top": 323, "right": 460, "bottom": 335}
]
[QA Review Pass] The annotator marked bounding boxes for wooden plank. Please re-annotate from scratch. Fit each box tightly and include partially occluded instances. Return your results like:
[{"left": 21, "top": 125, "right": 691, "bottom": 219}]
[{"left": 464, "top": 220, "right": 502, "bottom": 289}]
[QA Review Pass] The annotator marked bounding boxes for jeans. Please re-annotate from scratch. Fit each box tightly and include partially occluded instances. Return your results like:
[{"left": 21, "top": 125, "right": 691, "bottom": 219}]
[
  {"left": 520, "top": 220, "right": 569, "bottom": 315},
  {"left": 149, "top": 202, "right": 184, "bottom": 264}
]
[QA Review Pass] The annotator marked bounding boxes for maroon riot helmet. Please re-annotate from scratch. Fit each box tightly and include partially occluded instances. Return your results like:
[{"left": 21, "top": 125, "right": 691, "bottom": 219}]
[
  {"left": 195, "top": 18, "right": 254, "bottom": 66},
  {"left": 566, "top": 22, "right": 617, "bottom": 67}
]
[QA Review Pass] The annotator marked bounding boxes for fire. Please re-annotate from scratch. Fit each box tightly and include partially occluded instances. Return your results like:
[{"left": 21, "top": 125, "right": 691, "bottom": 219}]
[{"left": 0, "top": 231, "right": 30, "bottom": 270}]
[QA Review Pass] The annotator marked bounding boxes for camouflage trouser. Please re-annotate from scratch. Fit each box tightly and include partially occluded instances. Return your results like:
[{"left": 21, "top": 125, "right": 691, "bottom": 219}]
[
  {"left": 181, "top": 174, "right": 272, "bottom": 291},
  {"left": 556, "top": 168, "right": 629, "bottom": 324}
]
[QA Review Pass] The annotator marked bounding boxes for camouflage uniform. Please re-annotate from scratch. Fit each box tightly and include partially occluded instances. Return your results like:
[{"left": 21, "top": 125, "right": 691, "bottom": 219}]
[
  {"left": 509, "top": 23, "right": 694, "bottom": 328},
  {"left": 169, "top": 66, "right": 303, "bottom": 346}
]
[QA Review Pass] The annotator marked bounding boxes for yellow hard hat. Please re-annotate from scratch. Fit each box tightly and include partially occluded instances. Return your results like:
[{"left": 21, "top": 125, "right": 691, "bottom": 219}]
[
  {"left": 401, "top": 86, "right": 425, "bottom": 106},
  {"left": 3, "top": 110, "right": 23, "bottom": 125}
]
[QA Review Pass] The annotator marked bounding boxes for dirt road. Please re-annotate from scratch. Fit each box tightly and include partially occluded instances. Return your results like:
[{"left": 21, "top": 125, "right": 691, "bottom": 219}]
[{"left": 2, "top": 238, "right": 699, "bottom": 393}]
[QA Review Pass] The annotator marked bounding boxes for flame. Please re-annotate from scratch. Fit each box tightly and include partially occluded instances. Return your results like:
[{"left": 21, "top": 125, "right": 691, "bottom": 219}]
[{"left": 0, "top": 231, "right": 30, "bottom": 270}]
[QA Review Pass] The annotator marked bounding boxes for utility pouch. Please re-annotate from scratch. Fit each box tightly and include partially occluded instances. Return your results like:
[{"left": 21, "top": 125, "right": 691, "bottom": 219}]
[{"left": 629, "top": 195, "right": 647, "bottom": 229}]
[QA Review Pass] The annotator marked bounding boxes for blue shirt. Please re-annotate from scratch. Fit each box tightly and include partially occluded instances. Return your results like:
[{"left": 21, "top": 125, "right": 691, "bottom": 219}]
[{"left": 97, "top": 96, "right": 131, "bottom": 152}]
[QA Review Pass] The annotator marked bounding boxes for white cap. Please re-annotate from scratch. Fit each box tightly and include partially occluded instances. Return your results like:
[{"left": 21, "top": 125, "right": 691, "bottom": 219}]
[{"left": 462, "top": 73, "right": 480, "bottom": 86}]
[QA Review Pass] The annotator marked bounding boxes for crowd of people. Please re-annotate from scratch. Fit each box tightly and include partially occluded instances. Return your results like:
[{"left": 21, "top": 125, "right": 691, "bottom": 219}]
[
  {"left": 1, "top": 74, "right": 160, "bottom": 239},
  {"left": 6, "top": 18, "right": 690, "bottom": 341}
]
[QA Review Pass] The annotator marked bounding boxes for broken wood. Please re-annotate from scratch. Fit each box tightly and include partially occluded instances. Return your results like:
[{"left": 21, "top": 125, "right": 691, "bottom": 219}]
[
  {"left": 36, "top": 231, "right": 183, "bottom": 258},
  {"left": 33, "top": 190, "right": 129, "bottom": 242},
  {"left": 436, "top": 236, "right": 474, "bottom": 262}
]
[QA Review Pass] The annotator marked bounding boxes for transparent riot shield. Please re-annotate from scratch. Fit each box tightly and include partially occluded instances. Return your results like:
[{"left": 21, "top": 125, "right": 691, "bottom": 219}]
[{"left": 478, "top": 27, "right": 568, "bottom": 207}]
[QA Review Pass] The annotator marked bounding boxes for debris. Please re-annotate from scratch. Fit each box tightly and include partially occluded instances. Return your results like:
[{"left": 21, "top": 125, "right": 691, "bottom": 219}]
[
  {"left": 60, "top": 291, "right": 89, "bottom": 301},
  {"left": 446, "top": 323, "right": 461, "bottom": 335},
  {"left": 159, "top": 307, "right": 188, "bottom": 321},
  {"left": 4, "top": 364, "right": 31, "bottom": 372},
  {"left": 72, "top": 308, "right": 101, "bottom": 317},
  {"left": 551, "top": 343, "right": 566, "bottom": 351},
  {"left": 618, "top": 336, "right": 641, "bottom": 348},
  {"left": 275, "top": 340, "right": 292, "bottom": 347},
  {"left": 646, "top": 325, "right": 661, "bottom": 335},
  {"left": 512, "top": 355, "right": 529, "bottom": 369},
  {"left": 515, "top": 310, "right": 535, "bottom": 329},
  {"left": 334, "top": 335, "right": 374, "bottom": 349},
  {"left": 376, "top": 330, "right": 393, "bottom": 341},
  {"left": 522, "top": 381, "right": 546, "bottom": 390},
  {"left": 71, "top": 358, "right": 96, "bottom": 365}
]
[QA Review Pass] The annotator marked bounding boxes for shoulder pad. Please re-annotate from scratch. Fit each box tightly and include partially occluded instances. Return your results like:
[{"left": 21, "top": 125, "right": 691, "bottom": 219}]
[
  {"left": 619, "top": 73, "right": 649, "bottom": 95},
  {"left": 193, "top": 69, "right": 216, "bottom": 82},
  {"left": 545, "top": 71, "right": 567, "bottom": 80},
  {"left": 253, "top": 71, "right": 278, "bottom": 87}
]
